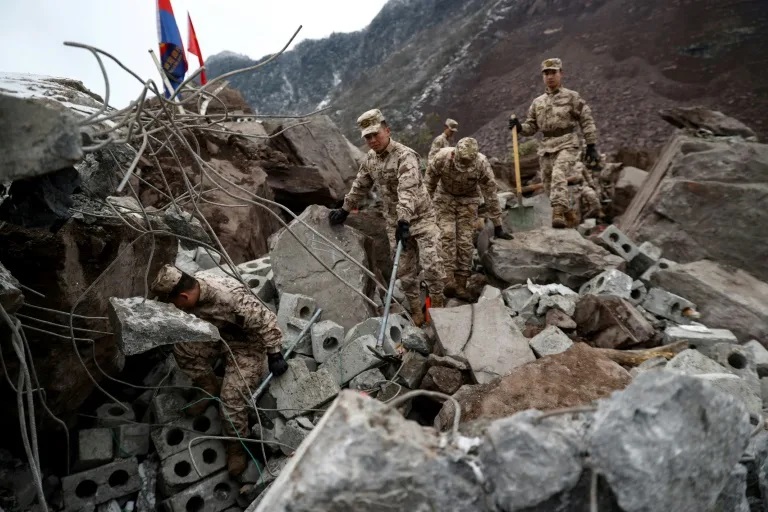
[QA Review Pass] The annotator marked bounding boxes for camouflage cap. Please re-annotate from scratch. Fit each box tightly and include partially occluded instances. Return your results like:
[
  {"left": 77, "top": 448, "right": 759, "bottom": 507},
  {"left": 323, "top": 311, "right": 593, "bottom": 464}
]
[
  {"left": 541, "top": 58, "right": 562, "bottom": 72},
  {"left": 151, "top": 264, "right": 183, "bottom": 296},
  {"left": 454, "top": 137, "right": 479, "bottom": 171},
  {"left": 445, "top": 118, "right": 459, "bottom": 132},
  {"left": 357, "top": 109, "right": 386, "bottom": 137}
]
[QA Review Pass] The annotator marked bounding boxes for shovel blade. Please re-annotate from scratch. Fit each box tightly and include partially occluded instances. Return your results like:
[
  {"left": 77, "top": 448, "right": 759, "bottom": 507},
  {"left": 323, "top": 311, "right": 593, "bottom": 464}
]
[{"left": 504, "top": 205, "right": 536, "bottom": 232}]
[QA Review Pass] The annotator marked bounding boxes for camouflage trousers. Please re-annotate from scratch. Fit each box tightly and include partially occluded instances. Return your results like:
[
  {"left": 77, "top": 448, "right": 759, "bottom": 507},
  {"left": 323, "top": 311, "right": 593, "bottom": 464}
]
[
  {"left": 578, "top": 184, "right": 601, "bottom": 218},
  {"left": 174, "top": 340, "right": 267, "bottom": 437},
  {"left": 539, "top": 147, "right": 580, "bottom": 210},
  {"left": 386, "top": 218, "right": 445, "bottom": 304},
  {"left": 433, "top": 195, "right": 477, "bottom": 280}
]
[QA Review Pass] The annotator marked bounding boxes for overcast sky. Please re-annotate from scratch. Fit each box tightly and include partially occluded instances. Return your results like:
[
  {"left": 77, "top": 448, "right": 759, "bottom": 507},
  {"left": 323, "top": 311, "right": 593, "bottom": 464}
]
[{"left": 0, "top": 0, "right": 388, "bottom": 107}]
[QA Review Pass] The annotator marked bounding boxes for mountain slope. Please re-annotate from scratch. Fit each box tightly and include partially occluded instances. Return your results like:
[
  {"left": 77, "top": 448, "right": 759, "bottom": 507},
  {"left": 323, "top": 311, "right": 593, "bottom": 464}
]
[{"left": 207, "top": 0, "right": 768, "bottom": 158}]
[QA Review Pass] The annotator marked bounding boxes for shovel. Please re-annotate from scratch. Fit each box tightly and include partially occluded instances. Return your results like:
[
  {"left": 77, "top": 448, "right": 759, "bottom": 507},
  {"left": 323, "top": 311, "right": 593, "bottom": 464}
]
[{"left": 505, "top": 118, "right": 535, "bottom": 231}]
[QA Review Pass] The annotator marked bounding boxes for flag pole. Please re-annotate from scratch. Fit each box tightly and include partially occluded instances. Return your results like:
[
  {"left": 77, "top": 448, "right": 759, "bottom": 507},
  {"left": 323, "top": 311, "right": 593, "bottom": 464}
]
[{"left": 149, "top": 49, "right": 185, "bottom": 114}]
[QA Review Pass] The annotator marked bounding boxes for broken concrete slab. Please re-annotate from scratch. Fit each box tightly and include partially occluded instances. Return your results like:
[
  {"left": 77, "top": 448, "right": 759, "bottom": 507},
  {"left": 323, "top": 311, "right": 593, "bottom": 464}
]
[
  {"left": 420, "top": 366, "right": 464, "bottom": 395},
  {"left": 348, "top": 368, "right": 386, "bottom": 392},
  {"left": 529, "top": 326, "right": 573, "bottom": 357},
  {"left": 435, "top": 344, "right": 631, "bottom": 430},
  {"left": 320, "top": 334, "right": 384, "bottom": 387},
  {"left": 430, "top": 299, "right": 535, "bottom": 384},
  {"left": 536, "top": 294, "right": 577, "bottom": 317},
  {"left": 108, "top": 297, "right": 221, "bottom": 356},
  {"left": 573, "top": 295, "right": 656, "bottom": 349},
  {"left": 342, "top": 315, "right": 405, "bottom": 354},
  {"left": 310, "top": 320, "right": 343, "bottom": 364},
  {"left": 588, "top": 371, "right": 752, "bottom": 512},
  {"left": 269, "top": 205, "right": 376, "bottom": 331},
  {"left": 62, "top": 457, "right": 141, "bottom": 510},
  {"left": 664, "top": 324, "right": 738, "bottom": 354},
  {"left": 478, "top": 285, "right": 502, "bottom": 303},
  {"left": 254, "top": 391, "right": 485, "bottom": 511},
  {"left": 578, "top": 269, "right": 633, "bottom": 299},
  {"left": 397, "top": 352, "right": 429, "bottom": 389},
  {"left": 482, "top": 228, "right": 625, "bottom": 288},
  {"left": 269, "top": 359, "right": 340, "bottom": 419},
  {"left": 641, "top": 287, "right": 696, "bottom": 324},
  {"left": 651, "top": 260, "right": 768, "bottom": 342},
  {"left": 0, "top": 261, "right": 23, "bottom": 313},
  {"left": 501, "top": 284, "right": 535, "bottom": 315},
  {"left": 545, "top": 309, "right": 576, "bottom": 331}
]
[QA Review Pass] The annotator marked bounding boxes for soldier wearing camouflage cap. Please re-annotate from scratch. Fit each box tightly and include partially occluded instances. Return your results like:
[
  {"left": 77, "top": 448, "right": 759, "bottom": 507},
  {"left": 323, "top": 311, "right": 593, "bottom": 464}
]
[
  {"left": 151, "top": 264, "right": 287, "bottom": 477},
  {"left": 428, "top": 118, "right": 459, "bottom": 164},
  {"left": 328, "top": 109, "right": 446, "bottom": 326},
  {"left": 509, "top": 57, "right": 601, "bottom": 228},
  {"left": 426, "top": 137, "right": 512, "bottom": 299}
]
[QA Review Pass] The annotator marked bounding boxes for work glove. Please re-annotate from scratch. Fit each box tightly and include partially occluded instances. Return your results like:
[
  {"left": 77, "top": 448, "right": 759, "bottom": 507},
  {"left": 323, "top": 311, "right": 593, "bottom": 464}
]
[
  {"left": 395, "top": 220, "right": 410, "bottom": 247},
  {"left": 494, "top": 225, "right": 514, "bottom": 240},
  {"left": 508, "top": 116, "right": 522, "bottom": 132},
  {"left": 328, "top": 208, "right": 349, "bottom": 225},
  {"left": 268, "top": 352, "right": 289, "bottom": 377},
  {"left": 585, "top": 144, "right": 600, "bottom": 167}
]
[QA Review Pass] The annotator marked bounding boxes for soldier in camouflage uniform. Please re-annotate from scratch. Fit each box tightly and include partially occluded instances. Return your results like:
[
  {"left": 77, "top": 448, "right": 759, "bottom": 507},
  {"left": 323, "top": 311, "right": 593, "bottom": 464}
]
[
  {"left": 151, "top": 264, "right": 287, "bottom": 477},
  {"left": 428, "top": 118, "right": 459, "bottom": 164},
  {"left": 509, "top": 58, "right": 601, "bottom": 228},
  {"left": 425, "top": 138, "right": 513, "bottom": 299},
  {"left": 571, "top": 160, "right": 603, "bottom": 220},
  {"left": 329, "top": 109, "right": 446, "bottom": 326}
]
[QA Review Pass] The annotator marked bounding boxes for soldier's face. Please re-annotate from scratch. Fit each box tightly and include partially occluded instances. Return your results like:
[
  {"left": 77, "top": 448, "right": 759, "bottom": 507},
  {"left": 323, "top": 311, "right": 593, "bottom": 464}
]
[
  {"left": 542, "top": 69, "right": 562, "bottom": 89},
  {"left": 364, "top": 126, "right": 391, "bottom": 152}
]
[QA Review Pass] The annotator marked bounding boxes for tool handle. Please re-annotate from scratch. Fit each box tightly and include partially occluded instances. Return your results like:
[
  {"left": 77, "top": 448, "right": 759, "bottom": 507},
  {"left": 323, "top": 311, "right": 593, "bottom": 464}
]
[{"left": 511, "top": 121, "right": 523, "bottom": 199}]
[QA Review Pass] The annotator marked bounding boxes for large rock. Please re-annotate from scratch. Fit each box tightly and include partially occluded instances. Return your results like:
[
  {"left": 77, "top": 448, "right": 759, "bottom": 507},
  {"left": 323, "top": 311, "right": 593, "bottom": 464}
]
[
  {"left": 0, "top": 93, "right": 83, "bottom": 182},
  {"left": 589, "top": 371, "right": 752, "bottom": 512},
  {"left": 481, "top": 228, "right": 625, "bottom": 288},
  {"left": 108, "top": 297, "right": 221, "bottom": 356},
  {"left": 651, "top": 260, "right": 768, "bottom": 342},
  {"left": 0, "top": 262, "right": 23, "bottom": 313},
  {"left": 255, "top": 391, "right": 485, "bottom": 511},
  {"left": 0, "top": 167, "right": 81, "bottom": 230},
  {"left": 573, "top": 295, "right": 656, "bottom": 349},
  {"left": 619, "top": 133, "right": 768, "bottom": 282},
  {"left": 659, "top": 106, "right": 757, "bottom": 139},
  {"left": 435, "top": 343, "right": 631, "bottom": 430},
  {"left": 612, "top": 166, "right": 648, "bottom": 217},
  {"left": 261, "top": 165, "right": 345, "bottom": 213},
  {"left": 430, "top": 298, "right": 535, "bottom": 384},
  {"left": 269, "top": 205, "right": 376, "bottom": 330}
]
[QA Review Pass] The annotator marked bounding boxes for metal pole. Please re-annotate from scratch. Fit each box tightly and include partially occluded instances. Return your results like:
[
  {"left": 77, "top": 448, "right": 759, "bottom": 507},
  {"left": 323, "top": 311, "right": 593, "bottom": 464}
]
[
  {"left": 148, "top": 49, "right": 185, "bottom": 114},
  {"left": 251, "top": 308, "right": 323, "bottom": 403},
  {"left": 376, "top": 241, "right": 403, "bottom": 350}
]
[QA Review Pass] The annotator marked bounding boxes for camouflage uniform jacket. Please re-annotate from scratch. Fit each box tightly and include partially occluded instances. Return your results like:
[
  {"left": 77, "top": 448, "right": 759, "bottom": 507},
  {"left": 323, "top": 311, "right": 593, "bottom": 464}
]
[
  {"left": 425, "top": 148, "right": 503, "bottom": 227},
  {"left": 189, "top": 274, "right": 282, "bottom": 354},
  {"left": 428, "top": 133, "right": 451, "bottom": 163},
  {"left": 342, "top": 139, "right": 434, "bottom": 225},
  {"left": 520, "top": 87, "right": 598, "bottom": 155}
]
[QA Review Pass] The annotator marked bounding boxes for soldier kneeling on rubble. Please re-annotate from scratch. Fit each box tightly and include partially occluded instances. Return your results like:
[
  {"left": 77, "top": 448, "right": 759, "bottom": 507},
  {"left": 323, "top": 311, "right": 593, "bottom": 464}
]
[{"left": 151, "top": 264, "right": 288, "bottom": 477}]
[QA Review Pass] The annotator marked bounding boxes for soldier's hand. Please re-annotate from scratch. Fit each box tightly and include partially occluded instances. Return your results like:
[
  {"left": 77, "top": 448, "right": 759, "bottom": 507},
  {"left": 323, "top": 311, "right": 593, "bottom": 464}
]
[
  {"left": 494, "top": 225, "right": 514, "bottom": 240},
  {"left": 508, "top": 116, "right": 522, "bottom": 132},
  {"left": 585, "top": 144, "right": 600, "bottom": 166},
  {"left": 268, "top": 352, "right": 289, "bottom": 377},
  {"left": 395, "top": 220, "right": 410, "bottom": 247},
  {"left": 329, "top": 208, "right": 350, "bottom": 225}
]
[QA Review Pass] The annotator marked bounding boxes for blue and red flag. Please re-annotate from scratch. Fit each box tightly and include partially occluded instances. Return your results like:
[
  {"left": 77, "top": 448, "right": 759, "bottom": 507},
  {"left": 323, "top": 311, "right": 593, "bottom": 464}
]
[{"left": 156, "top": 0, "right": 187, "bottom": 95}]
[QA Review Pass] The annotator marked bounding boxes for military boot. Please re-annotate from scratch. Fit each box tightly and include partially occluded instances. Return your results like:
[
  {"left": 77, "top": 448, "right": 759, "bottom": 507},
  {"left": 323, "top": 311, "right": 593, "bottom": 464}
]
[
  {"left": 185, "top": 373, "right": 220, "bottom": 417},
  {"left": 551, "top": 206, "right": 567, "bottom": 229},
  {"left": 454, "top": 275, "right": 472, "bottom": 302},
  {"left": 409, "top": 298, "right": 425, "bottom": 327},
  {"left": 430, "top": 293, "right": 445, "bottom": 308},
  {"left": 227, "top": 441, "right": 247, "bottom": 477}
]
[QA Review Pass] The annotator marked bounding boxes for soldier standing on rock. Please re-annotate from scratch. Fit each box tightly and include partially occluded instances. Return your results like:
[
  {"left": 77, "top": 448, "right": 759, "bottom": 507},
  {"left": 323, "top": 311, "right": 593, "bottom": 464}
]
[
  {"left": 509, "top": 58, "right": 601, "bottom": 228},
  {"left": 329, "top": 109, "right": 446, "bottom": 326},
  {"left": 425, "top": 137, "right": 513, "bottom": 300},
  {"left": 428, "top": 118, "right": 459, "bottom": 164},
  {"left": 151, "top": 264, "right": 288, "bottom": 477}
]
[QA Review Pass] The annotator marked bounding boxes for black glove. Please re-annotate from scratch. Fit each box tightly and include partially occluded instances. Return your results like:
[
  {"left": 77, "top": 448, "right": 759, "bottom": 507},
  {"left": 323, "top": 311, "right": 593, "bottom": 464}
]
[
  {"left": 508, "top": 116, "right": 522, "bottom": 132},
  {"left": 585, "top": 144, "right": 600, "bottom": 166},
  {"left": 395, "top": 220, "right": 410, "bottom": 247},
  {"left": 494, "top": 225, "right": 514, "bottom": 240},
  {"left": 328, "top": 208, "right": 349, "bottom": 225},
  {"left": 268, "top": 352, "right": 288, "bottom": 377}
]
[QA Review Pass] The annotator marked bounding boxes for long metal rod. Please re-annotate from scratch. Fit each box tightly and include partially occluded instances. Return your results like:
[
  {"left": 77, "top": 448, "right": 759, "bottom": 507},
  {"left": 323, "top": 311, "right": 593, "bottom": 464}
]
[
  {"left": 251, "top": 308, "right": 323, "bottom": 402},
  {"left": 376, "top": 241, "right": 403, "bottom": 350}
]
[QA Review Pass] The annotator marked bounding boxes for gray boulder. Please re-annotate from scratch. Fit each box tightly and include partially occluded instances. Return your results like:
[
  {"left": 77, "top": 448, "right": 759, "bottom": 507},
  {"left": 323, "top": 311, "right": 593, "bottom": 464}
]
[
  {"left": 108, "top": 297, "right": 220, "bottom": 356},
  {"left": 659, "top": 106, "right": 757, "bottom": 139}
]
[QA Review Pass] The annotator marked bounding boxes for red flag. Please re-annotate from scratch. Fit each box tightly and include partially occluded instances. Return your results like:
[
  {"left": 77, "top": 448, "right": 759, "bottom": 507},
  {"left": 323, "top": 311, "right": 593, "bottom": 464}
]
[{"left": 186, "top": 12, "right": 207, "bottom": 85}]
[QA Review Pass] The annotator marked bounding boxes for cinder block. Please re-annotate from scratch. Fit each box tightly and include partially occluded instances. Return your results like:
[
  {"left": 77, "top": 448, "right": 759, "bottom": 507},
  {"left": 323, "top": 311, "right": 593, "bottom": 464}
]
[
  {"left": 160, "top": 440, "right": 227, "bottom": 497},
  {"left": 96, "top": 402, "right": 136, "bottom": 428},
  {"left": 629, "top": 280, "right": 647, "bottom": 305},
  {"left": 76, "top": 428, "right": 114, "bottom": 471},
  {"left": 243, "top": 273, "right": 276, "bottom": 302},
  {"left": 320, "top": 335, "right": 385, "bottom": 387},
  {"left": 639, "top": 258, "right": 677, "bottom": 284},
  {"left": 744, "top": 340, "right": 768, "bottom": 376},
  {"left": 115, "top": 423, "right": 151, "bottom": 457},
  {"left": 276, "top": 294, "right": 317, "bottom": 356},
  {"left": 310, "top": 320, "right": 344, "bottom": 364},
  {"left": 62, "top": 458, "right": 141, "bottom": 510},
  {"left": 638, "top": 241, "right": 663, "bottom": 261},
  {"left": 628, "top": 241, "right": 662, "bottom": 278},
  {"left": 151, "top": 405, "right": 221, "bottom": 460},
  {"left": 237, "top": 257, "right": 271, "bottom": 277},
  {"left": 664, "top": 325, "right": 738, "bottom": 355},
  {"left": 579, "top": 269, "right": 633, "bottom": 299},
  {"left": 149, "top": 393, "right": 187, "bottom": 425},
  {"left": 641, "top": 288, "right": 696, "bottom": 323},
  {"left": 598, "top": 225, "right": 639, "bottom": 262},
  {"left": 343, "top": 315, "right": 404, "bottom": 355},
  {"left": 397, "top": 352, "right": 429, "bottom": 389},
  {"left": 161, "top": 470, "right": 238, "bottom": 512}
]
